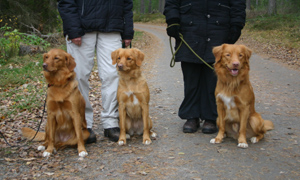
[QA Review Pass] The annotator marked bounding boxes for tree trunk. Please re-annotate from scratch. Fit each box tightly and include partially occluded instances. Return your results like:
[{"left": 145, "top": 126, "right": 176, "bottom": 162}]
[
  {"left": 268, "top": 0, "right": 277, "bottom": 15},
  {"left": 159, "top": 0, "right": 165, "bottom": 13},
  {"left": 148, "top": 0, "right": 152, "bottom": 13},
  {"left": 246, "top": 0, "right": 251, "bottom": 10},
  {"left": 140, "top": 0, "right": 145, "bottom": 14}
]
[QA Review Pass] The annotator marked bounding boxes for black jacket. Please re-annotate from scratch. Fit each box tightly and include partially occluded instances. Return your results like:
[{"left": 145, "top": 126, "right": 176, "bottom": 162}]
[
  {"left": 58, "top": 0, "right": 134, "bottom": 40},
  {"left": 164, "top": 0, "right": 246, "bottom": 64}
]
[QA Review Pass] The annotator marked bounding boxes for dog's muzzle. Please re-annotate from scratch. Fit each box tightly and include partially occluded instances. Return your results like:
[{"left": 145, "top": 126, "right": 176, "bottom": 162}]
[{"left": 118, "top": 64, "right": 124, "bottom": 71}]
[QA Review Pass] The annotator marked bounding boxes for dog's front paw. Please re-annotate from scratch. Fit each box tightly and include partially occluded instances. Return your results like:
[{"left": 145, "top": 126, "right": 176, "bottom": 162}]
[
  {"left": 43, "top": 151, "right": 51, "bottom": 157},
  {"left": 237, "top": 143, "right": 248, "bottom": 148},
  {"left": 210, "top": 138, "right": 222, "bottom": 144},
  {"left": 143, "top": 139, "right": 152, "bottom": 145},
  {"left": 250, "top": 137, "right": 258, "bottom": 143},
  {"left": 150, "top": 131, "right": 157, "bottom": 138},
  {"left": 79, "top": 151, "right": 88, "bottom": 157},
  {"left": 118, "top": 140, "right": 126, "bottom": 146},
  {"left": 38, "top": 145, "right": 45, "bottom": 151},
  {"left": 210, "top": 138, "right": 216, "bottom": 144}
]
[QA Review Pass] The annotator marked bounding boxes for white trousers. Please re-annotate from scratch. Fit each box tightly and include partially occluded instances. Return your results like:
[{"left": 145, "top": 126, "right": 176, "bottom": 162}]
[{"left": 66, "top": 32, "right": 121, "bottom": 129}]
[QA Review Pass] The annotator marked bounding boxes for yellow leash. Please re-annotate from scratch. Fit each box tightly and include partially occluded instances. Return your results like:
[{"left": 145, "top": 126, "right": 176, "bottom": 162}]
[{"left": 168, "top": 25, "right": 214, "bottom": 70}]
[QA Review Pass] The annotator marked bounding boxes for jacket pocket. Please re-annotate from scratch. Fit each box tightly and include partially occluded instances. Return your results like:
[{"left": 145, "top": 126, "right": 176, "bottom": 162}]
[
  {"left": 180, "top": 3, "right": 192, "bottom": 14},
  {"left": 218, "top": 3, "right": 231, "bottom": 10}
]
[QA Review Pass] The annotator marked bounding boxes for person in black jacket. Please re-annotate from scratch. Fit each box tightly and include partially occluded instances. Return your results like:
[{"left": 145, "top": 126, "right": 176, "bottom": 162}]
[
  {"left": 164, "top": 0, "right": 246, "bottom": 134},
  {"left": 58, "top": 0, "right": 134, "bottom": 142}
]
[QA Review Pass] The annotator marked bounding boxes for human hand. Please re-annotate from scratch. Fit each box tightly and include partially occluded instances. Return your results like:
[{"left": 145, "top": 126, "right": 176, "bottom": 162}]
[
  {"left": 167, "top": 24, "right": 180, "bottom": 40},
  {"left": 71, "top": 37, "right": 82, "bottom": 46},
  {"left": 228, "top": 26, "right": 242, "bottom": 44},
  {"left": 123, "top": 39, "right": 132, "bottom": 48}
]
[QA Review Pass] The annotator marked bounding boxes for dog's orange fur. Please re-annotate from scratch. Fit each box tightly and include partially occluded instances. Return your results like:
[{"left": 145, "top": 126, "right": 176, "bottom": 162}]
[
  {"left": 22, "top": 49, "right": 89, "bottom": 157},
  {"left": 111, "top": 48, "right": 156, "bottom": 145},
  {"left": 211, "top": 44, "right": 274, "bottom": 148}
]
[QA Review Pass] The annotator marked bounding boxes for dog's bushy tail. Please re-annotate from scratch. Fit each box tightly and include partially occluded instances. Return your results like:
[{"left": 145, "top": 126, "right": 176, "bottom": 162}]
[
  {"left": 21, "top": 127, "right": 45, "bottom": 141},
  {"left": 263, "top": 120, "right": 274, "bottom": 131}
]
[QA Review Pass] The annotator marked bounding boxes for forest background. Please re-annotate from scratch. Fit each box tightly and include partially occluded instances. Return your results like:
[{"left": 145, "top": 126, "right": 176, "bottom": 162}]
[{"left": 0, "top": 0, "right": 299, "bottom": 125}]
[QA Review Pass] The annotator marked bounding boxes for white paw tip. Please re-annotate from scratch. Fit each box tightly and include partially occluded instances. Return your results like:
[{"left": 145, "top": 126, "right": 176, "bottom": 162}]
[
  {"left": 144, "top": 140, "right": 151, "bottom": 145},
  {"left": 151, "top": 132, "right": 157, "bottom": 138},
  {"left": 210, "top": 138, "right": 216, "bottom": 144},
  {"left": 37, "top": 146, "right": 45, "bottom": 151},
  {"left": 238, "top": 143, "right": 248, "bottom": 148},
  {"left": 79, "top": 151, "right": 88, "bottom": 157},
  {"left": 43, "top": 151, "right": 51, "bottom": 157},
  {"left": 250, "top": 137, "right": 258, "bottom": 143},
  {"left": 118, "top": 141, "right": 124, "bottom": 146}
]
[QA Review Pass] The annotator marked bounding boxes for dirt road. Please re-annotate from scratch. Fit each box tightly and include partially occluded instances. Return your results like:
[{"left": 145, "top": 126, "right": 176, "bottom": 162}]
[{"left": 1, "top": 24, "right": 299, "bottom": 179}]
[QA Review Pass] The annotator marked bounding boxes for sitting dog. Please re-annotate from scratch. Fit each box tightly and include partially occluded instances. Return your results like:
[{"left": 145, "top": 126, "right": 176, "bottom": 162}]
[
  {"left": 111, "top": 48, "right": 156, "bottom": 145},
  {"left": 210, "top": 44, "right": 274, "bottom": 148},
  {"left": 22, "top": 49, "right": 90, "bottom": 157}
]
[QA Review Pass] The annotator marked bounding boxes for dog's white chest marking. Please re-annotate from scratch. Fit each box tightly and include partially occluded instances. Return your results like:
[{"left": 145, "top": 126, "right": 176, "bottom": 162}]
[
  {"left": 124, "top": 91, "right": 139, "bottom": 105},
  {"left": 217, "top": 93, "right": 236, "bottom": 109}
]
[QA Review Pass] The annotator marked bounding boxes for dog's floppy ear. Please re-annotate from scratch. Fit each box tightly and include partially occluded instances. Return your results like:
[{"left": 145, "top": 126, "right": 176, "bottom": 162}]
[
  {"left": 212, "top": 44, "right": 226, "bottom": 63},
  {"left": 65, "top": 52, "right": 76, "bottom": 71},
  {"left": 241, "top": 45, "right": 252, "bottom": 60},
  {"left": 111, "top": 48, "right": 121, "bottom": 65},
  {"left": 133, "top": 48, "right": 145, "bottom": 66}
]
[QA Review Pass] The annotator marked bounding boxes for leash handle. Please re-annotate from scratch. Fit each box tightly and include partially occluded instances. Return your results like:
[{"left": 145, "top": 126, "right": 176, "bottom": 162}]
[{"left": 168, "top": 33, "right": 214, "bottom": 70}]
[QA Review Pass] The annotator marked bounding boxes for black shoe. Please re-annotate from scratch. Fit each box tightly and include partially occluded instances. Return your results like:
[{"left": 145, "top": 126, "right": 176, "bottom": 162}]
[
  {"left": 86, "top": 128, "right": 97, "bottom": 144},
  {"left": 183, "top": 118, "right": 200, "bottom": 133},
  {"left": 202, "top": 120, "right": 218, "bottom": 134},
  {"left": 104, "top": 127, "right": 120, "bottom": 142}
]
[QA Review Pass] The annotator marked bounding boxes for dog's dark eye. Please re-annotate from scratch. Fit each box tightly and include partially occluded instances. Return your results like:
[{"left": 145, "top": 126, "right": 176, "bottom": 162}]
[
  {"left": 239, "top": 54, "right": 243, "bottom": 57},
  {"left": 54, "top": 57, "right": 59, "bottom": 60},
  {"left": 127, "top": 58, "right": 131, "bottom": 60},
  {"left": 118, "top": 57, "right": 120, "bottom": 60},
  {"left": 226, "top": 53, "right": 230, "bottom": 57}
]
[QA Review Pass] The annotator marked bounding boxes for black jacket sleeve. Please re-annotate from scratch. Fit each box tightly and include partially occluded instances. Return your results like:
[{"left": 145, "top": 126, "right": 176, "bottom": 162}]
[
  {"left": 58, "top": 0, "right": 85, "bottom": 39},
  {"left": 163, "top": 0, "right": 180, "bottom": 24},
  {"left": 122, "top": 0, "right": 134, "bottom": 40},
  {"left": 229, "top": 0, "right": 246, "bottom": 28}
]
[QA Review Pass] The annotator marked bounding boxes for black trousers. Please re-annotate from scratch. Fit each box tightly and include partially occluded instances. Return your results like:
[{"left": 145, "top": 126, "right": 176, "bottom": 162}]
[{"left": 179, "top": 62, "right": 218, "bottom": 122}]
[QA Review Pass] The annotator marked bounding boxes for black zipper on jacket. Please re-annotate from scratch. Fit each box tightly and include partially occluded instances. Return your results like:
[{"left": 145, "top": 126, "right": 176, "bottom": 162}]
[
  {"left": 218, "top": 3, "right": 231, "bottom": 9},
  {"left": 81, "top": 0, "right": 85, "bottom": 16},
  {"left": 180, "top": 3, "right": 191, "bottom": 8}
]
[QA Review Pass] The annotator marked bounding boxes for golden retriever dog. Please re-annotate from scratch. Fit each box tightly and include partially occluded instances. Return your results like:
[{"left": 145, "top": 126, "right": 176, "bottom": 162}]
[
  {"left": 111, "top": 48, "right": 156, "bottom": 145},
  {"left": 22, "top": 49, "right": 90, "bottom": 157},
  {"left": 210, "top": 44, "right": 274, "bottom": 148}
]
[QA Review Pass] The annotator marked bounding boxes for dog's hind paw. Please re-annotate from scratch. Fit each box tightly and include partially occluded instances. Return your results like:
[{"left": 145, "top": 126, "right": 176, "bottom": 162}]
[
  {"left": 79, "top": 151, "right": 88, "bottom": 157},
  {"left": 43, "top": 151, "right": 51, "bottom": 157},
  {"left": 210, "top": 138, "right": 216, "bottom": 144},
  {"left": 250, "top": 137, "right": 258, "bottom": 143},
  {"left": 237, "top": 143, "right": 248, "bottom": 148},
  {"left": 37, "top": 145, "right": 45, "bottom": 151},
  {"left": 118, "top": 140, "right": 125, "bottom": 146}
]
